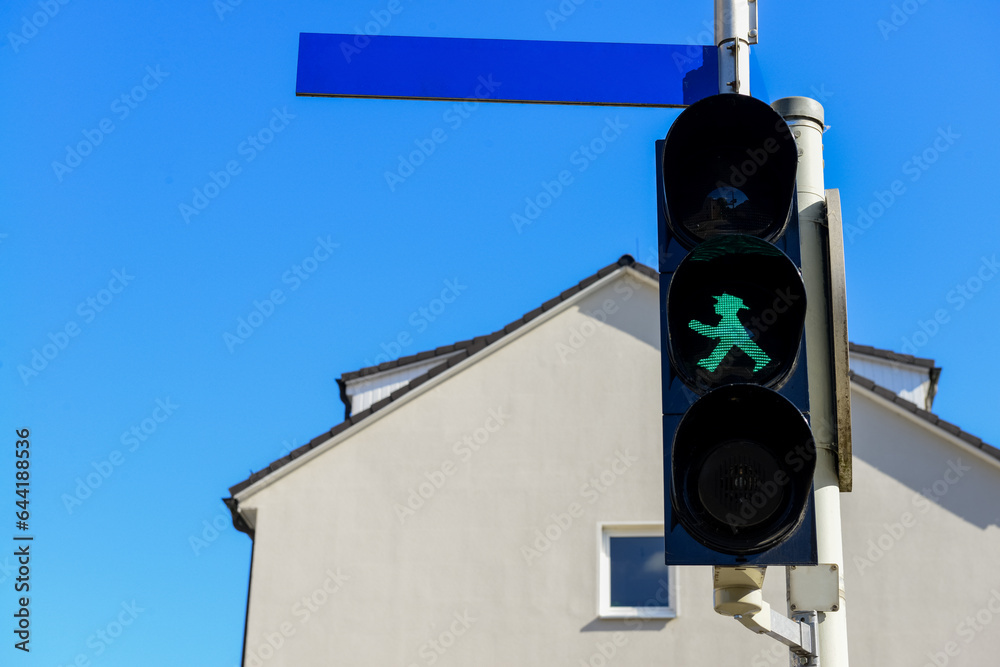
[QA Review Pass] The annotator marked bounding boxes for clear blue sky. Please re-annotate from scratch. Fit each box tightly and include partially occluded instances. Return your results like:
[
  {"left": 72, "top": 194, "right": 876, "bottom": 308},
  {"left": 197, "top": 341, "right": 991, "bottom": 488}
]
[{"left": 3, "top": 1, "right": 997, "bottom": 664}]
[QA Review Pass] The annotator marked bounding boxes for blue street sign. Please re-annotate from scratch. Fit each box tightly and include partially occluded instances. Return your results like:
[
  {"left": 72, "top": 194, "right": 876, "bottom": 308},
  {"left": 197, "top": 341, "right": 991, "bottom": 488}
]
[{"left": 296, "top": 33, "right": 718, "bottom": 108}]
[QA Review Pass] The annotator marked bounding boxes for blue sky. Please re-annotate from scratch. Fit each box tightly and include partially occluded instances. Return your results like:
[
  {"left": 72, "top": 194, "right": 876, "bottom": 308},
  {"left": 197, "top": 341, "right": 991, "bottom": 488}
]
[{"left": 2, "top": 0, "right": 998, "bottom": 664}]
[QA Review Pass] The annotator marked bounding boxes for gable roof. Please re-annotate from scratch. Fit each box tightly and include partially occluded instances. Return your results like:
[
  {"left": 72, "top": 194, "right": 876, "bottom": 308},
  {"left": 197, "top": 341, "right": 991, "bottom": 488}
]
[
  {"left": 225, "top": 257, "right": 997, "bottom": 528},
  {"left": 848, "top": 342, "right": 942, "bottom": 410},
  {"left": 227, "top": 255, "right": 655, "bottom": 499}
]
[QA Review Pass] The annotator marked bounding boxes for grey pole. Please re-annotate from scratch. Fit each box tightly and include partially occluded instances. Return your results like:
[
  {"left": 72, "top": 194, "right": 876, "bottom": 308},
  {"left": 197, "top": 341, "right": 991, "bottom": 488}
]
[
  {"left": 772, "top": 96, "right": 851, "bottom": 667},
  {"left": 715, "top": 0, "right": 756, "bottom": 95}
]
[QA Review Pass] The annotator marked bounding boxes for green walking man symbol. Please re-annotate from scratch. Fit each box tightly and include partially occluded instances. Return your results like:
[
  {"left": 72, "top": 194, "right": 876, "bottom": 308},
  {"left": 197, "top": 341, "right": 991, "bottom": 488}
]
[{"left": 688, "top": 293, "right": 771, "bottom": 372}]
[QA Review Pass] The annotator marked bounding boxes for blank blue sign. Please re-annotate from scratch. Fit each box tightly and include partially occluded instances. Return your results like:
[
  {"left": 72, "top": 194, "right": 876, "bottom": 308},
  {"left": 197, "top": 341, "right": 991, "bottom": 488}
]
[{"left": 296, "top": 33, "right": 717, "bottom": 108}]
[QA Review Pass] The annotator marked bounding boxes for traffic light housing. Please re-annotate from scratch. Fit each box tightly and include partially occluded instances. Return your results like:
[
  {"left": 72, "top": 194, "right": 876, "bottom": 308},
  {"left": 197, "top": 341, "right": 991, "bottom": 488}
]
[{"left": 659, "top": 94, "right": 818, "bottom": 565}]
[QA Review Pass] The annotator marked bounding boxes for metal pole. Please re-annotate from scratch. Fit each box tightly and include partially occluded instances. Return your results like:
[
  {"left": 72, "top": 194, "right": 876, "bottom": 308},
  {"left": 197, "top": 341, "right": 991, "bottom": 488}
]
[
  {"left": 715, "top": 0, "right": 755, "bottom": 95},
  {"left": 772, "top": 96, "right": 850, "bottom": 667}
]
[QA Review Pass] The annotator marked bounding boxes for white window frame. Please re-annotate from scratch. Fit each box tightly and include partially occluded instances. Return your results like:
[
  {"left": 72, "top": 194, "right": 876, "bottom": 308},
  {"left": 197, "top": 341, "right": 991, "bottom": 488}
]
[{"left": 598, "top": 522, "right": 678, "bottom": 619}]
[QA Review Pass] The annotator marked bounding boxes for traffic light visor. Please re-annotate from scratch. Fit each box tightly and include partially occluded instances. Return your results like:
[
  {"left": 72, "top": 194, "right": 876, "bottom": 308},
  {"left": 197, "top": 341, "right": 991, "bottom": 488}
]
[{"left": 662, "top": 94, "right": 798, "bottom": 249}]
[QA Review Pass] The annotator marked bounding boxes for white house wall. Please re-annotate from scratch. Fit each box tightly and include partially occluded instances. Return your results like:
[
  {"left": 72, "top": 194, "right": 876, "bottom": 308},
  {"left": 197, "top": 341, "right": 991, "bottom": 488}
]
[{"left": 841, "top": 388, "right": 1000, "bottom": 666}]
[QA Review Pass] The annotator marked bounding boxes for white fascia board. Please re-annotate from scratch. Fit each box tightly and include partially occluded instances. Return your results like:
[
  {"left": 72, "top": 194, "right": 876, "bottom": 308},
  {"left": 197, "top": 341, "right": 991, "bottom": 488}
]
[
  {"left": 851, "top": 380, "right": 1000, "bottom": 471},
  {"left": 850, "top": 351, "right": 932, "bottom": 376},
  {"left": 233, "top": 265, "right": 653, "bottom": 505}
]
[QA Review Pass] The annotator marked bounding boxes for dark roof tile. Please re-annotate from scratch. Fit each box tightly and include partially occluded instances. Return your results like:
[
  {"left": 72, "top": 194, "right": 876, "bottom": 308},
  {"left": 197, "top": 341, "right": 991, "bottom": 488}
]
[
  {"left": 425, "top": 363, "right": 448, "bottom": 380},
  {"left": 633, "top": 264, "right": 658, "bottom": 280},
  {"left": 390, "top": 384, "right": 412, "bottom": 400},
  {"left": 849, "top": 342, "right": 936, "bottom": 369},
  {"left": 540, "top": 295, "right": 563, "bottom": 311},
  {"left": 348, "top": 407, "right": 373, "bottom": 425},
  {"left": 406, "top": 374, "right": 431, "bottom": 391},
  {"left": 503, "top": 320, "right": 524, "bottom": 335},
  {"left": 370, "top": 396, "right": 393, "bottom": 412},
  {"left": 559, "top": 285, "right": 581, "bottom": 300},
  {"left": 938, "top": 421, "right": 962, "bottom": 437},
  {"left": 522, "top": 306, "right": 544, "bottom": 323},
  {"left": 596, "top": 265, "right": 617, "bottom": 278}
]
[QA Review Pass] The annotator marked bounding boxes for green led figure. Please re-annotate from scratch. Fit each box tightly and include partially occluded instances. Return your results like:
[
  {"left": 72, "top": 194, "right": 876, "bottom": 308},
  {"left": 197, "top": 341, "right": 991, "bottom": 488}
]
[{"left": 688, "top": 293, "right": 771, "bottom": 373}]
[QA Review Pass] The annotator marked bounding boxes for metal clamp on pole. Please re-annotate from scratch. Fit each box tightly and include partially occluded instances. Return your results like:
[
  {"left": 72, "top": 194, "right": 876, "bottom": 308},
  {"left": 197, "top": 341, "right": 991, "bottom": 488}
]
[
  {"left": 714, "top": 0, "right": 755, "bottom": 95},
  {"left": 714, "top": 567, "right": 819, "bottom": 665}
]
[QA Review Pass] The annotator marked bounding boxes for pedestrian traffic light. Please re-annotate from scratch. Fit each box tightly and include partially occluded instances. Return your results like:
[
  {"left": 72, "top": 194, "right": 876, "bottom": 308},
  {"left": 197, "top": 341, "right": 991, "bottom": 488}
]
[{"left": 659, "top": 93, "right": 818, "bottom": 565}]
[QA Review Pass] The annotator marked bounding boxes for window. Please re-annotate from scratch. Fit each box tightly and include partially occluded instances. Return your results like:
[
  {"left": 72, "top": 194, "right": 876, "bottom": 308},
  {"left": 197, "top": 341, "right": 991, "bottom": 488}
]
[{"left": 598, "top": 523, "right": 677, "bottom": 619}]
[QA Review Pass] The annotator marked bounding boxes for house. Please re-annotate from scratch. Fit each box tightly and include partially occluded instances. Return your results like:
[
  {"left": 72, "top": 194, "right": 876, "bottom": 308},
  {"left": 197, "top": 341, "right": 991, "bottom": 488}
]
[{"left": 225, "top": 255, "right": 1000, "bottom": 666}]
